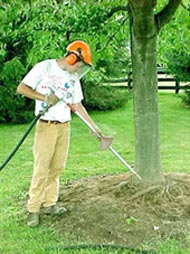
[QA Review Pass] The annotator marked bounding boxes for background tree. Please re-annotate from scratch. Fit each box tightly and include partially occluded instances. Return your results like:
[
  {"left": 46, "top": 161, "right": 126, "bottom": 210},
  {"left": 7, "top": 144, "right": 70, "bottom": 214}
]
[
  {"left": 0, "top": 0, "right": 188, "bottom": 184},
  {"left": 0, "top": 0, "right": 130, "bottom": 123},
  {"left": 128, "top": 0, "right": 182, "bottom": 184},
  {"left": 158, "top": 1, "right": 190, "bottom": 82}
]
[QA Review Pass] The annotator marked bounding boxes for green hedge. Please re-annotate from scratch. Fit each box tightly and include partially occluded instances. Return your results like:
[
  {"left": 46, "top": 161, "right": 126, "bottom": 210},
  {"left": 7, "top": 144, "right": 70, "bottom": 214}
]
[
  {"left": 82, "top": 80, "right": 130, "bottom": 110},
  {"left": 181, "top": 85, "right": 190, "bottom": 107}
]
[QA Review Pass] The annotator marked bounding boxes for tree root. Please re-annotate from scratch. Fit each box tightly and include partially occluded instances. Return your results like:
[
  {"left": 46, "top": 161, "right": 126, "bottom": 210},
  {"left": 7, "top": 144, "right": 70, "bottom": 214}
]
[{"left": 126, "top": 185, "right": 162, "bottom": 201}]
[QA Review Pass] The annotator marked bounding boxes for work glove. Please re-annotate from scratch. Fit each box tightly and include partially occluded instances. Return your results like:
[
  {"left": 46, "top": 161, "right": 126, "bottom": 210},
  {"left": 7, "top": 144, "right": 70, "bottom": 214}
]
[{"left": 44, "top": 94, "right": 59, "bottom": 106}]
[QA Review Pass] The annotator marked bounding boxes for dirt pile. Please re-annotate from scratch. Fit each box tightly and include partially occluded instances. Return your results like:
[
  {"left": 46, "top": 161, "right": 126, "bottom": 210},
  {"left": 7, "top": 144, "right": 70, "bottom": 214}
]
[{"left": 44, "top": 173, "right": 190, "bottom": 249}]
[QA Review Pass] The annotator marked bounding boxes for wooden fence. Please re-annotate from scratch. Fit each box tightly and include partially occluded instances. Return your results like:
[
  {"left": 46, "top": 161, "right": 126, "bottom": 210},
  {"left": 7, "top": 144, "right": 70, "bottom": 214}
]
[{"left": 105, "top": 68, "right": 189, "bottom": 94}]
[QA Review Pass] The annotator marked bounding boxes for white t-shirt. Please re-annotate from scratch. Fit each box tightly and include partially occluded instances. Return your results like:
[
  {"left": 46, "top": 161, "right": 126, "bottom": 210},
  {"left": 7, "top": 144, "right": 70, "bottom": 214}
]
[{"left": 22, "top": 59, "right": 84, "bottom": 122}]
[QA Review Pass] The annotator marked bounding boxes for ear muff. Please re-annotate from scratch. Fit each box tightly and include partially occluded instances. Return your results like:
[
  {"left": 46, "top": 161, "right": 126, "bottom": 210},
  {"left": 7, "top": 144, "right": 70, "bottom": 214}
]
[{"left": 66, "top": 52, "right": 78, "bottom": 65}]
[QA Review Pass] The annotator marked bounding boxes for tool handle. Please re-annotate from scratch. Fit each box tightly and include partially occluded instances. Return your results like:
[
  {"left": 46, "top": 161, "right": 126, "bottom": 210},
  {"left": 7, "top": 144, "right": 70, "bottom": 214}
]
[
  {"left": 67, "top": 103, "right": 102, "bottom": 138},
  {"left": 66, "top": 100, "right": 141, "bottom": 180},
  {"left": 108, "top": 146, "right": 142, "bottom": 180}
]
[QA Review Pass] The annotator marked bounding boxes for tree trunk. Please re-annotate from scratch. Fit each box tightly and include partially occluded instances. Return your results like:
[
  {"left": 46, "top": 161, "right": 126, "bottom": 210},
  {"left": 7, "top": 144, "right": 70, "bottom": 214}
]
[{"left": 129, "top": 1, "right": 162, "bottom": 184}]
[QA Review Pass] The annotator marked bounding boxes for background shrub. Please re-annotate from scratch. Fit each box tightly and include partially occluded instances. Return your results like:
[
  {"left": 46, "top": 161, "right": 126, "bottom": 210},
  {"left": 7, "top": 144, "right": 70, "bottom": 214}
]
[
  {"left": 181, "top": 85, "right": 190, "bottom": 107},
  {"left": 82, "top": 80, "right": 130, "bottom": 110}
]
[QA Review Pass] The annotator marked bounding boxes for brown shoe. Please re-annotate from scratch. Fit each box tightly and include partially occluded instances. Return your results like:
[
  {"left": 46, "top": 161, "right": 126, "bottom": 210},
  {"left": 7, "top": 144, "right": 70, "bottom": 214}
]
[
  {"left": 27, "top": 212, "right": 40, "bottom": 227},
  {"left": 44, "top": 205, "right": 67, "bottom": 215}
]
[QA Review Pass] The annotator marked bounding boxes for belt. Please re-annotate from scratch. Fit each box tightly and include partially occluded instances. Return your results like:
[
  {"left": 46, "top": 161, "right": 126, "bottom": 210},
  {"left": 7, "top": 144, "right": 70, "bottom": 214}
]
[{"left": 39, "top": 119, "right": 64, "bottom": 124}]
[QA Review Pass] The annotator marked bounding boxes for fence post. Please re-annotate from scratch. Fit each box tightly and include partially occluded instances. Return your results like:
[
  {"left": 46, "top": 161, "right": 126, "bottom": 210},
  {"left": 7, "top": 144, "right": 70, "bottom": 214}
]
[
  {"left": 175, "top": 80, "right": 180, "bottom": 94},
  {"left": 128, "top": 71, "right": 132, "bottom": 89}
]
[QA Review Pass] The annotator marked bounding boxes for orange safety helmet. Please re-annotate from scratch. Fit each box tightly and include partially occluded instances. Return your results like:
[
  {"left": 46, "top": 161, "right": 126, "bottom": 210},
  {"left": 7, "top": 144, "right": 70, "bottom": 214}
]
[{"left": 66, "top": 40, "right": 92, "bottom": 66}]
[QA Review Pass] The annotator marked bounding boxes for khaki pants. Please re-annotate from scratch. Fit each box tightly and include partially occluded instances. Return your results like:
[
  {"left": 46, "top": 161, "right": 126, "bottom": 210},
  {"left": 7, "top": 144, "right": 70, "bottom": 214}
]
[{"left": 27, "top": 121, "right": 70, "bottom": 213}]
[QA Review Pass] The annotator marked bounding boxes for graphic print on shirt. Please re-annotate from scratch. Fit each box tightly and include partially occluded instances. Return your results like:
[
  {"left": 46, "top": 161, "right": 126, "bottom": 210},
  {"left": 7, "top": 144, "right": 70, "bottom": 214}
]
[{"left": 37, "top": 75, "right": 76, "bottom": 108}]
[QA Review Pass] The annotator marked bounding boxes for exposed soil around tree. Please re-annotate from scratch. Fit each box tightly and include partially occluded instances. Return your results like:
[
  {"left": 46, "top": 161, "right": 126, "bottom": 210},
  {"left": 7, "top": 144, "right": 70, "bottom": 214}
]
[{"left": 43, "top": 173, "right": 190, "bottom": 251}]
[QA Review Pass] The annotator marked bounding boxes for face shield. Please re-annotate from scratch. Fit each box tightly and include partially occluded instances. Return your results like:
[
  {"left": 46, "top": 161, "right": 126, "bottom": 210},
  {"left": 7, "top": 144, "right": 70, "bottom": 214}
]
[{"left": 76, "top": 61, "right": 92, "bottom": 80}]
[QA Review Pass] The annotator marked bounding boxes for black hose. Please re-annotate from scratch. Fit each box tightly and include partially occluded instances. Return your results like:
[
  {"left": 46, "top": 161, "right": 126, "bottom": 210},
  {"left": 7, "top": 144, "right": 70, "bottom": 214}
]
[
  {"left": 0, "top": 106, "right": 51, "bottom": 172},
  {"left": 49, "top": 244, "right": 157, "bottom": 253}
]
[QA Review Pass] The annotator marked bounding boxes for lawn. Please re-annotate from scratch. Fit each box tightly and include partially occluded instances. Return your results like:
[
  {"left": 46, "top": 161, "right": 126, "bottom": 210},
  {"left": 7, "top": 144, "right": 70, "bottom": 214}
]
[{"left": 0, "top": 92, "right": 190, "bottom": 254}]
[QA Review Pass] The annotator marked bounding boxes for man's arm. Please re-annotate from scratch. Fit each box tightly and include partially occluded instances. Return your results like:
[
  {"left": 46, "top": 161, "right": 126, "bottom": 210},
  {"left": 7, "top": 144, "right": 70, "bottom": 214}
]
[
  {"left": 72, "top": 102, "right": 101, "bottom": 132},
  {"left": 17, "top": 82, "right": 45, "bottom": 101},
  {"left": 17, "top": 83, "right": 59, "bottom": 105}
]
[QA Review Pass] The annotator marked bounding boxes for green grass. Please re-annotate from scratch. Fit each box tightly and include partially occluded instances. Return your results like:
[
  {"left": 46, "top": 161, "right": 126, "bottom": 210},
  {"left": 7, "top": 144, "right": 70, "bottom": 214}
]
[{"left": 0, "top": 92, "right": 190, "bottom": 254}]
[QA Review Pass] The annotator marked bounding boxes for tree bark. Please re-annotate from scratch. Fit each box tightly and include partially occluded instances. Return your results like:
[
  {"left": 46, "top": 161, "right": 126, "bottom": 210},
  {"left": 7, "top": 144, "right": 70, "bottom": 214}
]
[
  {"left": 128, "top": 0, "right": 182, "bottom": 184},
  {"left": 129, "top": 0, "right": 162, "bottom": 184}
]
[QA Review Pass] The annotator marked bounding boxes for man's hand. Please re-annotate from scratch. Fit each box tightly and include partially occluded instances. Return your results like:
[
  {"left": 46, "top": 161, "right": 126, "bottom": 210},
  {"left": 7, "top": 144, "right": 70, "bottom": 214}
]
[{"left": 45, "top": 94, "right": 59, "bottom": 106}]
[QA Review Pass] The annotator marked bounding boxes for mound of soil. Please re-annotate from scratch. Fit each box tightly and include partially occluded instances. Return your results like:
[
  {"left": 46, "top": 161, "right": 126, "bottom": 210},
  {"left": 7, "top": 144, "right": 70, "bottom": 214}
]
[{"left": 44, "top": 173, "right": 190, "bottom": 249}]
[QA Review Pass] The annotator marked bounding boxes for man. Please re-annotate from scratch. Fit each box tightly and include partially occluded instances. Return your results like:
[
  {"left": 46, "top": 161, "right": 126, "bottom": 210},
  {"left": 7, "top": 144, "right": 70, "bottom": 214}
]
[{"left": 17, "top": 40, "right": 100, "bottom": 227}]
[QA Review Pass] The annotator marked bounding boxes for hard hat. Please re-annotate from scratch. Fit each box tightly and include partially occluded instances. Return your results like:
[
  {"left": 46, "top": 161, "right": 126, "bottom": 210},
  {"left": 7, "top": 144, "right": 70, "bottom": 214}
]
[{"left": 66, "top": 40, "right": 92, "bottom": 66}]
